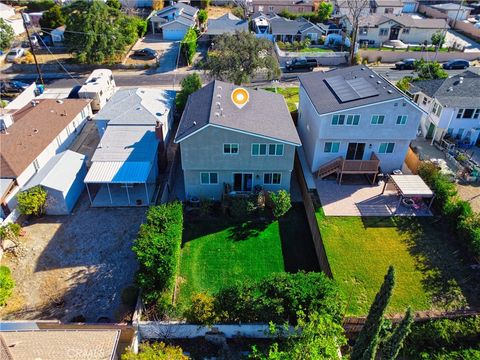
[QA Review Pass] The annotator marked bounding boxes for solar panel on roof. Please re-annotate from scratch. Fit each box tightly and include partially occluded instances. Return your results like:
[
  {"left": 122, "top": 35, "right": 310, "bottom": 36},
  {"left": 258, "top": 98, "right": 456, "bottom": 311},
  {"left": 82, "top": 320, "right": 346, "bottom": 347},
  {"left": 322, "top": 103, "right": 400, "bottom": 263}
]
[{"left": 325, "top": 75, "right": 380, "bottom": 103}]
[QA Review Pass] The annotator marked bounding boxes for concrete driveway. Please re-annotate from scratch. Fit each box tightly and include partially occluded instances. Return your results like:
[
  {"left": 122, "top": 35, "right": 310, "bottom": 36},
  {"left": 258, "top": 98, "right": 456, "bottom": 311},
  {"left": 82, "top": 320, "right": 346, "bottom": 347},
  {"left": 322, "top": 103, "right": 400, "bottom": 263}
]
[
  {"left": 126, "top": 35, "right": 180, "bottom": 73},
  {"left": 445, "top": 30, "right": 480, "bottom": 52},
  {"left": 1, "top": 193, "right": 145, "bottom": 322}
]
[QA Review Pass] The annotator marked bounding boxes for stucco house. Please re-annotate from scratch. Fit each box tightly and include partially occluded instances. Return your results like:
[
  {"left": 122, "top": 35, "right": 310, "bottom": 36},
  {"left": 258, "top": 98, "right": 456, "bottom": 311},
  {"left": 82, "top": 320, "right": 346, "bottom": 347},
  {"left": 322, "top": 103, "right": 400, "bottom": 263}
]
[
  {"left": 356, "top": 14, "right": 449, "bottom": 47},
  {"left": 409, "top": 71, "right": 480, "bottom": 146},
  {"left": 297, "top": 66, "right": 426, "bottom": 177},
  {"left": 174, "top": 81, "right": 301, "bottom": 200},
  {"left": 150, "top": 3, "right": 198, "bottom": 40},
  {"left": 270, "top": 16, "right": 324, "bottom": 42},
  {"left": 206, "top": 13, "right": 249, "bottom": 37},
  {"left": 252, "top": 0, "right": 318, "bottom": 14}
]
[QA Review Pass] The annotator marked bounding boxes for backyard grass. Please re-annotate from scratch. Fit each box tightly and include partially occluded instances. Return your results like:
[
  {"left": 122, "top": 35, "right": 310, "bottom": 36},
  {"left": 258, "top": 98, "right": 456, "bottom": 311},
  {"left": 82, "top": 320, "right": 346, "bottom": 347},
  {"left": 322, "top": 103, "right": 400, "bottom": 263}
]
[
  {"left": 263, "top": 87, "right": 299, "bottom": 112},
  {"left": 297, "top": 47, "right": 334, "bottom": 53},
  {"left": 317, "top": 210, "right": 480, "bottom": 316},
  {"left": 177, "top": 204, "right": 319, "bottom": 308}
]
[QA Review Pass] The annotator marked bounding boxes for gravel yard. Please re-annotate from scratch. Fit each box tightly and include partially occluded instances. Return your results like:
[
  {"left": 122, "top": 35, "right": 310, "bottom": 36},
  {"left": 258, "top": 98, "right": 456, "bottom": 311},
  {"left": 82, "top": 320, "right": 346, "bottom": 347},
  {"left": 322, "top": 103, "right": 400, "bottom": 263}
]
[
  {"left": 0, "top": 193, "right": 145, "bottom": 322},
  {"left": 457, "top": 182, "right": 480, "bottom": 213}
]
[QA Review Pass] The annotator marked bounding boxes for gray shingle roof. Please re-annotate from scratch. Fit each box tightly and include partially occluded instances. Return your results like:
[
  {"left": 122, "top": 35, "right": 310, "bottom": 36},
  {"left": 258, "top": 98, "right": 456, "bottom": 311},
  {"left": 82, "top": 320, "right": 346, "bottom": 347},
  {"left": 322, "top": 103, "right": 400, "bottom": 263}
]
[
  {"left": 270, "top": 17, "right": 319, "bottom": 35},
  {"left": 359, "top": 14, "right": 449, "bottom": 29},
  {"left": 299, "top": 65, "right": 406, "bottom": 115},
  {"left": 206, "top": 13, "right": 249, "bottom": 35},
  {"left": 175, "top": 80, "right": 301, "bottom": 145},
  {"left": 409, "top": 71, "right": 480, "bottom": 108},
  {"left": 431, "top": 3, "right": 474, "bottom": 11}
]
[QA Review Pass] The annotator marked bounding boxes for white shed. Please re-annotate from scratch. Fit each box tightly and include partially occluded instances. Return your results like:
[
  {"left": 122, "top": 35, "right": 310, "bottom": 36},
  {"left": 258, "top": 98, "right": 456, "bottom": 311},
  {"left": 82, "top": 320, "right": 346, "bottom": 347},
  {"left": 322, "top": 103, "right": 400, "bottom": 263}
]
[
  {"left": 23, "top": 150, "right": 87, "bottom": 215},
  {"left": 51, "top": 25, "right": 65, "bottom": 44}
]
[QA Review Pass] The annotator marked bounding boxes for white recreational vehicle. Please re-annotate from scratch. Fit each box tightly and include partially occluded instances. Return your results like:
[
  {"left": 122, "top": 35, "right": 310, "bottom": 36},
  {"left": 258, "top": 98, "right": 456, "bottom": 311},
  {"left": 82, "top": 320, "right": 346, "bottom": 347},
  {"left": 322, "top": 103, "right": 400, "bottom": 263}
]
[{"left": 78, "top": 69, "right": 116, "bottom": 111}]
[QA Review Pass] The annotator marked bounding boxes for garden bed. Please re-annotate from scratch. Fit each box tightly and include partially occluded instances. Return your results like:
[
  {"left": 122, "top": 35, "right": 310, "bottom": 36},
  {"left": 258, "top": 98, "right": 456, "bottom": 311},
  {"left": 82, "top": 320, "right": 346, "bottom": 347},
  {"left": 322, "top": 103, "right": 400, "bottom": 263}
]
[{"left": 176, "top": 204, "right": 319, "bottom": 309}]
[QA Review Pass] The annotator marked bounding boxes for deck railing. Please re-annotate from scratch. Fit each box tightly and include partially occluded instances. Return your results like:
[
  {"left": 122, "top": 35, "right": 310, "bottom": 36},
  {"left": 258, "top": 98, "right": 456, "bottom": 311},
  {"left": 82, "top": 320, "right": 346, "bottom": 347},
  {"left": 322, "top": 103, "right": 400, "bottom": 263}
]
[{"left": 341, "top": 152, "right": 380, "bottom": 174}]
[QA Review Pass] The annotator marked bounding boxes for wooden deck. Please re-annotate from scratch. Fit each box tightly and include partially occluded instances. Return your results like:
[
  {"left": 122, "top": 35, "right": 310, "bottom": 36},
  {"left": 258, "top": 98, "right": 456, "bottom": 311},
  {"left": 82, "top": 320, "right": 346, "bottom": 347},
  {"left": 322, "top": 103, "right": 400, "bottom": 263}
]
[{"left": 317, "top": 153, "right": 380, "bottom": 184}]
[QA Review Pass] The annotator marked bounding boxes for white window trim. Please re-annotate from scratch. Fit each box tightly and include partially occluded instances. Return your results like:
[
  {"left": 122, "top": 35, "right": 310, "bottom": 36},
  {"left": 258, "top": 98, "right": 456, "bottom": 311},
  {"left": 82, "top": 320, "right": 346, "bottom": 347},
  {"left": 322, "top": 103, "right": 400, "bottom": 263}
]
[
  {"left": 371, "top": 114, "right": 385, "bottom": 125},
  {"left": 396, "top": 115, "right": 408, "bottom": 125},
  {"left": 223, "top": 143, "right": 239, "bottom": 155},
  {"left": 252, "top": 143, "right": 284, "bottom": 156},
  {"left": 263, "top": 172, "right": 282, "bottom": 185},
  {"left": 200, "top": 172, "right": 219, "bottom": 185}
]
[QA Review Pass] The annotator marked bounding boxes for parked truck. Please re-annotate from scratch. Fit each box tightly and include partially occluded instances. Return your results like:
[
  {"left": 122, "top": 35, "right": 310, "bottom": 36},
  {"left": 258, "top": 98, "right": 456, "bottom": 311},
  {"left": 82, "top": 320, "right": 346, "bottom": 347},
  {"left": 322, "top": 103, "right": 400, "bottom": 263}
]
[
  {"left": 284, "top": 57, "right": 317, "bottom": 72},
  {"left": 78, "top": 69, "right": 116, "bottom": 111}
]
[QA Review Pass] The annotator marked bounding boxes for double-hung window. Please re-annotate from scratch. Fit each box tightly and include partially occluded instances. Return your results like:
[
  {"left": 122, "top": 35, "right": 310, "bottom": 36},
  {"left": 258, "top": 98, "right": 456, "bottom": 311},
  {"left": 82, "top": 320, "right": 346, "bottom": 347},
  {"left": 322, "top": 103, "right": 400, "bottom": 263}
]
[
  {"left": 346, "top": 115, "right": 360, "bottom": 125},
  {"left": 379, "top": 28, "right": 389, "bottom": 36},
  {"left": 264, "top": 173, "right": 282, "bottom": 185},
  {"left": 252, "top": 144, "right": 283, "bottom": 156},
  {"left": 396, "top": 115, "right": 407, "bottom": 125},
  {"left": 268, "top": 144, "right": 284, "bottom": 156},
  {"left": 223, "top": 143, "right": 239, "bottom": 154},
  {"left": 379, "top": 142, "right": 395, "bottom": 153},
  {"left": 332, "top": 114, "right": 345, "bottom": 125},
  {"left": 332, "top": 114, "right": 359, "bottom": 125},
  {"left": 324, "top": 142, "right": 340, "bottom": 153},
  {"left": 200, "top": 172, "right": 218, "bottom": 185},
  {"left": 371, "top": 115, "right": 385, "bottom": 125},
  {"left": 252, "top": 143, "right": 267, "bottom": 156}
]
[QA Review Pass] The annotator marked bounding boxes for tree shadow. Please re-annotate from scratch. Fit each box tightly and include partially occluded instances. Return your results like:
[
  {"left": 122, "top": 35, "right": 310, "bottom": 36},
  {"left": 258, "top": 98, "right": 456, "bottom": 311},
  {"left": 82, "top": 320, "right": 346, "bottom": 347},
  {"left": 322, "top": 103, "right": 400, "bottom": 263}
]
[
  {"left": 395, "top": 217, "right": 480, "bottom": 311},
  {"left": 228, "top": 219, "right": 269, "bottom": 242}
]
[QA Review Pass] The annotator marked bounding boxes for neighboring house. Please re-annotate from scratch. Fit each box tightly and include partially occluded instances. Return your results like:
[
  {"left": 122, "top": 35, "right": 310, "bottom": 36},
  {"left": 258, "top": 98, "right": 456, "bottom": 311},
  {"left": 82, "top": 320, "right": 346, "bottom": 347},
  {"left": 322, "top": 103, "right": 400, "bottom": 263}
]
[
  {"left": 85, "top": 89, "right": 175, "bottom": 207},
  {"left": 120, "top": 0, "right": 153, "bottom": 6},
  {"left": 318, "top": 22, "right": 342, "bottom": 36},
  {"left": 252, "top": 0, "right": 318, "bottom": 13},
  {"left": 356, "top": 14, "right": 448, "bottom": 46},
  {"left": 174, "top": 80, "right": 301, "bottom": 200},
  {"left": 251, "top": 11, "right": 278, "bottom": 38},
  {"left": 371, "top": 0, "right": 404, "bottom": 15},
  {"left": 409, "top": 71, "right": 480, "bottom": 145},
  {"left": 297, "top": 65, "right": 426, "bottom": 175},
  {"left": 0, "top": 99, "right": 92, "bottom": 216},
  {"left": 402, "top": 0, "right": 418, "bottom": 13},
  {"left": 206, "top": 13, "right": 249, "bottom": 36},
  {"left": 0, "top": 3, "right": 24, "bottom": 36},
  {"left": 23, "top": 150, "right": 87, "bottom": 215},
  {"left": 0, "top": 329, "right": 120, "bottom": 360},
  {"left": 430, "top": 3, "right": 474, "bottom": 21},
  {"left": 150, "top": 3, "right": 198, "bottom": 40},
  {"left": 270, "top": 16, "right": 324, "bottom": 42},
  {"left": 51, "top": 25, "right": 65, "bottom": 45}
]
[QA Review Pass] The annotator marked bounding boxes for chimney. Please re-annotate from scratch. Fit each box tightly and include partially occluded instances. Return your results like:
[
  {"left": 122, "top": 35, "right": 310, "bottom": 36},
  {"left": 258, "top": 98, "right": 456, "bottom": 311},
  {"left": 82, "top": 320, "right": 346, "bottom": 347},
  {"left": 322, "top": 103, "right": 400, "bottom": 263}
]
[{"left": 155, "top": 120, "right": 163, "bottom": 141}]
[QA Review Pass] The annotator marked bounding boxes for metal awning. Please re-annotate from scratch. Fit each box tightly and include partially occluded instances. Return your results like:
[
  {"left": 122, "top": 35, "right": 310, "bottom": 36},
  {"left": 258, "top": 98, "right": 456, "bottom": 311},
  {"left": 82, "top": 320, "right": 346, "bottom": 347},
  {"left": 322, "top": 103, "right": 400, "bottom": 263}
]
[
  {"left": 389, "top": 175, "right": 434, "bottom": 198},
  {"left": 84, "top": 161, "right": 152, "bottom": 184}
]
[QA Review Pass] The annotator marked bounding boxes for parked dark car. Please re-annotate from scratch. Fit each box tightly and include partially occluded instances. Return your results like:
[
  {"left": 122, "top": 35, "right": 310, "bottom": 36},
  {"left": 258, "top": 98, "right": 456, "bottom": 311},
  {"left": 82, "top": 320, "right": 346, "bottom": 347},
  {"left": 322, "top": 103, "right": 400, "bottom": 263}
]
[
  {"left": 0, "top": 81, "right": 30, "bottom": 94},
  {"left": 443, "top": 59, "right": 470, "bottom": 70},
  {"left": 132, "top": 48, "right": 158, "bottom": 60},
  {"left": 395, "top": 58, "right": 416, "bottom": 70},
  {"left": 68, "top": 85, "right": 82, "bottom": 99},
  {"left": 284, "top": 57, "right": 317, "bottom": 72}
]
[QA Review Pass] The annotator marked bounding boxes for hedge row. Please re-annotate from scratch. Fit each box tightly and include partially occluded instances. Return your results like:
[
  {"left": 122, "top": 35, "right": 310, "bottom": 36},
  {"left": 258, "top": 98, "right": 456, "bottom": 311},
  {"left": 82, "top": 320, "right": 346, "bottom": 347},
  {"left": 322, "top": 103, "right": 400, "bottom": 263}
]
[
  {"left": 181, "top": 28, "right": 197, "bottom": 65},
  {"left": 418, "top": 162, "right": 480, "bottom": 258},
  {"left": 185, "top": 272, "right": 344, "bottom": 325},
  {"left": 405, "top": 316, "right": 480, "bottom": 359},
  {"left": 132, "top": 202, "right": 183, "bottom": 304}
]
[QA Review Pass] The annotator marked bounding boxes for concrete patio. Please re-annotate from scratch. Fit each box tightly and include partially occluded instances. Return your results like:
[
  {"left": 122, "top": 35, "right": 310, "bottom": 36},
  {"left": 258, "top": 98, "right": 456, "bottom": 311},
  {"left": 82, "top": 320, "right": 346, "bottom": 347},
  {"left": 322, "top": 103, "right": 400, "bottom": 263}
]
[
  {"left": 315, "top": 178, "right": 432, "bottom": 217},
  {"left": 88, "top": 183, "right": 156, "bottom": 207}
]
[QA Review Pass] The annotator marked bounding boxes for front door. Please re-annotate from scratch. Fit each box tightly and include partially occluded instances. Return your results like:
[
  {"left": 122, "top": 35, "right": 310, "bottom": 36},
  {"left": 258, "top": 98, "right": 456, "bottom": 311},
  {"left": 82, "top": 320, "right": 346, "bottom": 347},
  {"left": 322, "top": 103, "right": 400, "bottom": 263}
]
[
  {"left": 426, "top": 122, "right": 435, "bottom": 139},
  {"left": 233, "top": 173, "right": 253, "bottom": 192},
  {"left": 389, "top": 27, "right": 400, "bottom": 40},
  {"left": 346, "top": 143, "right": 366, "bottom": 160}
]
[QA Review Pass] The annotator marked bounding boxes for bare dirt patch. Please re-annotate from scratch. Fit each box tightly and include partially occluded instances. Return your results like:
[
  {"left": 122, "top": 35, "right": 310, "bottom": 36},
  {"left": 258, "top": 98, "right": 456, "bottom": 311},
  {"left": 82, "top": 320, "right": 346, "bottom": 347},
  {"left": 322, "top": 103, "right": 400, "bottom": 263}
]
[
  {"left": 456, "top": 182, "right": 480, "bottom": 213},
  {"left": 208, "top": 6, "right": 233, "bottom": 19},
  {"left": 1, "top": 194, "right": 145, "bottom": 322}
]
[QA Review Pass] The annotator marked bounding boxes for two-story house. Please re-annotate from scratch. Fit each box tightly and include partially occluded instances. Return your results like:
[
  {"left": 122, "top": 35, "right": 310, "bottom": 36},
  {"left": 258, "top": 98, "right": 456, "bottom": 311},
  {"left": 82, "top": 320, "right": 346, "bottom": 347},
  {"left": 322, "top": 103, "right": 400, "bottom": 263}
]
[
  {"left": 252, "top": 0, "right": 318, "bottom": 14},
  {"left": 409, "top": 71, "right": 480, "bottom": 145},
  {"left": 150, "top": 3, "right": 198, "bottom": 40},
  {"left": 297, "top": 65, "right": 426, "bottom": 177},
  {"left": 174, "top": 81, "right": 301, "bottom": 200}
]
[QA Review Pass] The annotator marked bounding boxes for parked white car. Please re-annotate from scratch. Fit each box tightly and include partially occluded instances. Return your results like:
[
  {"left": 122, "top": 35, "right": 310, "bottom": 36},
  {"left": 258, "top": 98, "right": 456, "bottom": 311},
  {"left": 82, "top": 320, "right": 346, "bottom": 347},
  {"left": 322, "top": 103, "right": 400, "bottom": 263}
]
[{"left": 6, "top": 48, "right": 25, "bottom": 63}]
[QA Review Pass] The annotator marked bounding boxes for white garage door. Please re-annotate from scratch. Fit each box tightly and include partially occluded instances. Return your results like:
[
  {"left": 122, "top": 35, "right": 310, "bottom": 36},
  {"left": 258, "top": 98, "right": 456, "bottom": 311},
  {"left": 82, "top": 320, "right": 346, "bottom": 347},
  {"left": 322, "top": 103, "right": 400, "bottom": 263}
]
[{"left": 163, "top": 29, "right": 187, "bottom": 41}]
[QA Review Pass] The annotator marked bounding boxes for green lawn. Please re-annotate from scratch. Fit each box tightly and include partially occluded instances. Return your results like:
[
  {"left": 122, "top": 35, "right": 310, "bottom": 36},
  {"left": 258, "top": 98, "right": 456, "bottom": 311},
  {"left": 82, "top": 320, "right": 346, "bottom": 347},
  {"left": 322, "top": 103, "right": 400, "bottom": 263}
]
[
  {"left": 177, "top": 204, "right": 319, "bottom": 308},
  {"left": 297, "top": 47, "right": 334, "bottom": 53},
  {"left": 263, "top": 87, "right": 299, "bottom": 112},
  {"left": 317, "top": 211, "right": 480, "bottom": 316}
]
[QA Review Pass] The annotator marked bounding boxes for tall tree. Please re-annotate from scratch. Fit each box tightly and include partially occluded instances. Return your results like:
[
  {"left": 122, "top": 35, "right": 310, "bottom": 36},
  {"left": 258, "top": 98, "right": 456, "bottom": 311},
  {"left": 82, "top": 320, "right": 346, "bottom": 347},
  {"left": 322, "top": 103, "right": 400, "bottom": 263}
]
[
  {"left": 317, "top": 2, "right": 334, "bottom": 23},
  {"left": 176, "top": 73, "right": 202, "bottom": 110},
  {"left": 343, "top": 0, "right": 370, "bottom": 64},
  {"left": 351, "top": 266, "right": 396, "bottom": 360},
  {"left": 203, "top": 31, "right": 280, "bottom": 85},
  {"left": 0, "top": 18, "right": 15, "bottom": 51},
  {"left": 414, "top": 59, "right": 448, "bottom": 80},
  {"left": 106, "top": 0, "right": 122, "bottom": 9},
  {"left": 152, "top": 0, "right": 164, "bottom": 11},
  {"left": 39, "top": 4, "right": 65, "bottom": 30},
  {"left": 381, "top": 307, "right": 414, "bottom": 360}
]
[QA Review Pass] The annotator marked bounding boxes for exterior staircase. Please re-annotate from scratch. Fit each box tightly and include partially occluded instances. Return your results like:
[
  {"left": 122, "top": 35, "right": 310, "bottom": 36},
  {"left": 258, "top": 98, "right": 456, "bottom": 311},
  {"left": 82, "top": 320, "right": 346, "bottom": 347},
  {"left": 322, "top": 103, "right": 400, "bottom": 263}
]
[{"left": 316, "top": 156, "right": 343, "bottom": 179}]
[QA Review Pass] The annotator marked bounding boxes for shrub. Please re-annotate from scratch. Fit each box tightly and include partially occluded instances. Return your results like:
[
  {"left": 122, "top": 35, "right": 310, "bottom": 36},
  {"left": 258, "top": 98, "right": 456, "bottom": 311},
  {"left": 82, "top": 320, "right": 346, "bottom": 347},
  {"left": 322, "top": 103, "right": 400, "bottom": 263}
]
[
  {"left": 122, "top": 342, "right": 188, "bottom": 360},
  {"left": 0, "top": 223, "right": 21, "bottom": 242},
  {"left": 17, "top": 186, "right": 47, "bottom": 216},
  {"left": 184, "top": 293, "right": 217, "bottom": 325},
  {"left": 181, "top": 28, "right": 197, "bottom": 64},
  {"left": 132, "top": 202, "right": 183, "bottom": 304},
  {"left": 230, "top": 196, "right": 256, "bottom": 218},
  {"left": 354, "top": 54, "right": 362, "bottom": 65},
  {"left": 0, "top": 266, "right": 15, "bottom": 306},
  {"left": 198, "top": 9, "right": 208, "bottom": 24},
  {"left": 269, "top": 190, "right": 291, "bottom": 218},
  {"left": 176, "top": 73, "right": 202, "bottom": 110}
]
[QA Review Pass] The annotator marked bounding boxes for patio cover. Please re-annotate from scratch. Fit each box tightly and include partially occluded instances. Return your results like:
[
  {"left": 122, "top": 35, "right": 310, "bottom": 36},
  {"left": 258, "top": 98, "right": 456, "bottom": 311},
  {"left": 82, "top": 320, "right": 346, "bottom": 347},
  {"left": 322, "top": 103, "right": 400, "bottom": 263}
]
[
  {"left": 84, "top": 161, "right": 151, "bottom": 184},
  {"left": 389, "top": 175, "right": 434, "bottom": 198}
]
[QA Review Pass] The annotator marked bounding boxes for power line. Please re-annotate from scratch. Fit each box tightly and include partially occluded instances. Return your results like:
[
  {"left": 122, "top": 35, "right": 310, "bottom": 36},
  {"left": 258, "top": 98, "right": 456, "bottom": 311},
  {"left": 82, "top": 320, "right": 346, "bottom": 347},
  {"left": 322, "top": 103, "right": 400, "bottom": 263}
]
[{"left": 20, "top": 10, "right": 44, "bottom": 86}]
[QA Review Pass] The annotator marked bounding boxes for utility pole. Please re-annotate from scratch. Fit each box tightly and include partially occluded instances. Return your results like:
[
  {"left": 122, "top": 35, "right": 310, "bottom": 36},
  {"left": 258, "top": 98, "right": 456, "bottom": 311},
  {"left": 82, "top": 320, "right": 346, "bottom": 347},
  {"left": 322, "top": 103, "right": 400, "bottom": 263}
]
[{"left": 20, "top": 9, "right": 44, "bottom": 86}]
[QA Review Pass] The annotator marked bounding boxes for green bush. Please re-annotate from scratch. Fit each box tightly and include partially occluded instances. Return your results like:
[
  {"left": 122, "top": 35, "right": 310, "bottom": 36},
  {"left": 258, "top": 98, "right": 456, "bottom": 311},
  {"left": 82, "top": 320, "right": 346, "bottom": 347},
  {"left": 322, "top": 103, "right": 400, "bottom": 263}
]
[
  {"left": 230, "top": 196, "right": 256, "bottom": 218},
  {"left": 122, "top": 342, "right": 188, "bottom": 360},
  {"left": 132, "top": 202, "right": 183, "bottom": 304},
  {"left": 0, "top": 266, "right": 15, "bottom": 306},
  {"left": 17, "top": 186, "right": 48, "bottom": 216},
  {"left": 181, "top": 28, "right": 197, "bottom": 64},
  {"left": 269, "top": 190, "right": 291, "bottom": 218},
  {"left": 175, "top": 73, "right": 202, "bottom": 110},
  {"left": 184, "top": 293, "right": 217, "bottom": 325},
  {"left": 213, "top": 272, "right": 343, "bottom": 324},
  {"left": 0, "top": 223, "right": 21, "bottom": 242}
]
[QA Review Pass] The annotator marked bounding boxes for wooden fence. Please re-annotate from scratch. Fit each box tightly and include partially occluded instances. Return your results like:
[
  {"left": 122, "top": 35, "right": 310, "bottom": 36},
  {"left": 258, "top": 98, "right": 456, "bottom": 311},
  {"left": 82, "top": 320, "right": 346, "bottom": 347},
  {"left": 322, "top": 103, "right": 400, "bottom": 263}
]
[
  {"left": 294, "top": 153, "right": 333, "bottom": 278},
  {"left": 405, "top": 147, "right": 421, "bottom": 174}
]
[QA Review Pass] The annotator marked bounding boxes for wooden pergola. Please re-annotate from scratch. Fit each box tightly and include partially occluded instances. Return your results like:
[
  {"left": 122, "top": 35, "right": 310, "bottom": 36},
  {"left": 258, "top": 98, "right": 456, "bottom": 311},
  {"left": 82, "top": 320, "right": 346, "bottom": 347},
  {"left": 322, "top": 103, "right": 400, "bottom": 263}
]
[{"left": 382, "top": 175, "right": 435, "bottom": 214}]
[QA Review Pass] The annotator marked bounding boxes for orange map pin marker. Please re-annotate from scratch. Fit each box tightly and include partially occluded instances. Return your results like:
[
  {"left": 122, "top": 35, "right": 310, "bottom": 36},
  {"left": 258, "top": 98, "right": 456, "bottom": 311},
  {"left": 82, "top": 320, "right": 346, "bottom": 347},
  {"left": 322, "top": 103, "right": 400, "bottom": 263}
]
[{"left": 231, "top": 88, "right": 249, "bottom": 109}]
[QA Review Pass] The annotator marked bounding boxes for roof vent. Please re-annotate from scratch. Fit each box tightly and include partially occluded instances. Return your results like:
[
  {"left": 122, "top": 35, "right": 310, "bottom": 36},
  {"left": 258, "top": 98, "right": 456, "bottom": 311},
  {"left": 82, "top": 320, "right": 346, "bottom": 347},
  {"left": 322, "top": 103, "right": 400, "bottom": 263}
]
[
  {"left": 217, "top": 94, "right": 221, "bottom": 99},
  {"left": 459, "top": 76, "right": 464, "bottom": 84},
  {"left": 216, "top": 102, "right": 221, "bottom": 108},
  {"left": 31, "top": 101, "right": 37, "bottom": 107},
  {"left": 361, "top": 67, "right": 365, "bottom": 70},
  {"left": 217, "top": 86, "right": 222, "bottom": 91},
  {"left": 33, "top": 128, "right": 38, "bottom": 133},
  {"left": 369, "top": 75, "right": 374, "bottom": 78},
  {"left": 387, "top": 90, "right": 393, "bottom": 94},
  {"left": 448, "top": 86, "right": 453, "bottom": 91},
  {"left": 193, "top": 121, "right": 197, "bottom": 126},
  {"left": 215, "top": 112, "right": 220, "bottom": 117},
  {"left": 56, "top": 99, "right": 63, "bottom": 104},
  {"left": 376, "top": 80, "right": 382, "bottom": 84}
]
